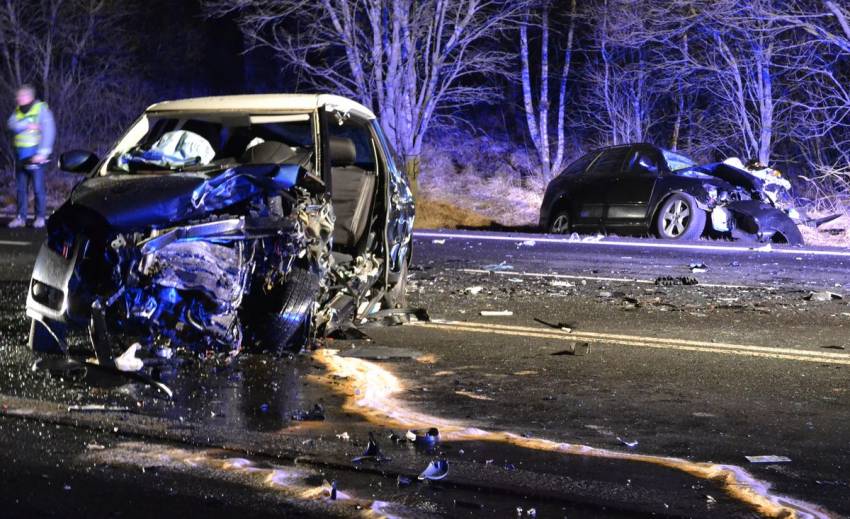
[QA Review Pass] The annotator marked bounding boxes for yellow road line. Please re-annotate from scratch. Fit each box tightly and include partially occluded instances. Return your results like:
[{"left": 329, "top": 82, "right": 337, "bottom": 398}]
[
  {"left": 412, "top": 321, "right": 850, "bottom": 365},
  {"left": 431, "top": 320, "right": 850, "bottom": 359}
]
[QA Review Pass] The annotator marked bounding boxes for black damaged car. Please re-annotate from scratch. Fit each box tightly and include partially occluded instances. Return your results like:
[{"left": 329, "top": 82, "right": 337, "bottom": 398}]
[
  {"left": 25, "top": 94, "right": 415, "bottom": 370},
  {"left": 538, "top": 143, "right": 803, "bottom": 244}
]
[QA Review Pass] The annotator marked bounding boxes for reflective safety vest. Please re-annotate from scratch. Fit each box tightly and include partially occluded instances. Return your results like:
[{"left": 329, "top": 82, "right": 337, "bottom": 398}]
[{"left": 14, "top": 101, "right": 45, "bottom": 149}]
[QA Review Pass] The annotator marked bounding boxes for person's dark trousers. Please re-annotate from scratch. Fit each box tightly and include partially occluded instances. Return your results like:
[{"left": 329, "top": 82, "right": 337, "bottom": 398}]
[{"left": 15, "top": 160, "right": 46, "bottom": 220}]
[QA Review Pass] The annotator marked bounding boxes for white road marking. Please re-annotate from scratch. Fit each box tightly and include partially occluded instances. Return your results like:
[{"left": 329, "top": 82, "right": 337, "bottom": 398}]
[
  {"left": 414, "top": 230, "right": 850, "bottom": 258},
  {"left": 0, "top": 240, "right": 31, "bottom": 246},
  {"left": 411, "top": 320, "right": 850, "bottom": 365},
  {"left": 456, "top": 268, "right": 755, "bottom": 289}
]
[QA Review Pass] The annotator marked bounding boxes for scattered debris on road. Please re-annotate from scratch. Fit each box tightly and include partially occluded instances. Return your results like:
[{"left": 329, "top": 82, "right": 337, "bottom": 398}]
[
  {"left": 67, "top": 404, "right": 131, "bottom": 413},
  {"left": 655, "top": 276, "right": 699, "bottom": 286},
  {"left": 114, "top": 343, "right": 144, "bottom": 372},
  {"left": 406, "top": 427, "right": 441, "bottom": 449},
  {"left": 482, "top": 261, "right": 514, "bottom": 271},
  {"left": 517, "top": 240, "right": 537, "bottom": 248},
  {"left": 352, "top": 432, "right": 391, "bottom": 463},
  {"left": 432, "top": 239, "right": 446, "bottom": 245},
  {"left": 689, "top": 263, "right": 708, "bottom": 273},
  {"left": 617, "top": 437, "right": 639, "bottom": 448},
  {"left": 464, "top": 286, "right": 484, "bottom": 295},
  {"left": 805, "top": 290, "right": 843, "bottom": 301},
  {"left": 551, "top": 343, "right": 591, "bottom": 356},
  {"left": 418, "top": 459, "right": 449, "bottom": 481},
  {"left": 339, "top": 346, "right": 423, "bottom": 360},
  {"left": 745, "top": 455, "right": 792, "bottom": 463},
  {"left": 290, "top": 403, "right": 325, "bottom": 421},
  {"left": 480, "top": 310, "right": 513, "bottom": 317},
  {"left": 533, "top": 318, "right": 573, "bottom": 332}
]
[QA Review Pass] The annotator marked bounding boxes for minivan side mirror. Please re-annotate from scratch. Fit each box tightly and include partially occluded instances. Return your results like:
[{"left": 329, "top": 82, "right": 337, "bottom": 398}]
[{"left": 59, "top": 150, "right": 99, "bottom": 174}]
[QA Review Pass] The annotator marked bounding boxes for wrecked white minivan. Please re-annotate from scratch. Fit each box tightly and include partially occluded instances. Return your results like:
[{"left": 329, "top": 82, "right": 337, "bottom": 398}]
[{"left": 26, "top": 94, "right": 415, "bottom": 369}]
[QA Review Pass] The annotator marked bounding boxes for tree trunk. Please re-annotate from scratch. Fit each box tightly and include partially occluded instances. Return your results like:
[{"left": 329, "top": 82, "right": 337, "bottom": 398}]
[{"left": 405, "top": 155, "right": 421, "bottom": 198}]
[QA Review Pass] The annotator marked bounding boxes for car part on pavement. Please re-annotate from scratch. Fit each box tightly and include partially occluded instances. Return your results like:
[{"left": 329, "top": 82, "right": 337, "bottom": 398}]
[{"left": 418, "top": 459, "right": 449, "bottom": 481}]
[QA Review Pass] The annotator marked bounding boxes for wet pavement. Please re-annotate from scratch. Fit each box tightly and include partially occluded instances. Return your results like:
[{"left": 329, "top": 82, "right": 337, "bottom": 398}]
[{"left": 1, "top": 227, "right": 849, "bottom": 517}]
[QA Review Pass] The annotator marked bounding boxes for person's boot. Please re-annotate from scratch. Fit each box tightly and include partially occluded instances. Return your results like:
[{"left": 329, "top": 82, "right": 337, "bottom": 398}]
[
  {"left": 33, "top": 217, "right": 46, "bottom": 229},
  {"left": 7, "top": 216, "right": 25, "bottom": 228}
]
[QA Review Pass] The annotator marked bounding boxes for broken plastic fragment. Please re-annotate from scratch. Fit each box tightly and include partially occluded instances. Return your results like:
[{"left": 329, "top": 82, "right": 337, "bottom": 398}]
[
  {"left": 480, "top": 310, "right": 513, "bottom": 317},
  {"left": 67, "top": 405, "right": 130, "bottom": 413},
  {"left": 534, "top": 318, "right": 572, "bottom": 332},
  {"left": 517, "top": 240, "right": 536, "bottom": 248},
  {"left": 482, "top": 261, "right": 514, "bottom": 271},
  {"left": 336, "top": 432, "right": 350, "bottom": 441},
  {"left": 745, "top": 455, "right": 791, "bottom": 463},
  {"left": 431, "top": 239, "right": 446, "bottom": 245},
  {"left": 688, "top": 262, "right": 708, "bottom": 273},
  {"left": 405, "top": 428, "right": 440, "bottom": 449},
  {"left": 655, "top": 276, "right": 698, "bottom": 286},
  {"left": 551, "top": 342, "right": 590, "bottom": 356},
  {"left": 352, "top": 432, "right": 391, "bottom": 463},
  {"left": 291, "top": 403, "right": 325, "bottom": 421},
  {"left": 418, "top": 459, "right": 449, "bottom": 481},
  {"left": 617, "top": 437, "right": 639, "bottom": 448},
  {"left": 805, "top": 290, "right": 843, "bottom": 302},
  {"left": 114, "top": 343, "right": 144, "bottom": 372},
  {"left": 464, "top": 286, "right": 484, "bottom": 295}
]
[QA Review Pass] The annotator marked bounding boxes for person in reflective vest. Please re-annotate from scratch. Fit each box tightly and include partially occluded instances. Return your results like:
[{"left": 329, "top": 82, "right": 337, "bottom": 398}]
[{"left": 6, "top": 84, "right": 55, "bottom": 228}]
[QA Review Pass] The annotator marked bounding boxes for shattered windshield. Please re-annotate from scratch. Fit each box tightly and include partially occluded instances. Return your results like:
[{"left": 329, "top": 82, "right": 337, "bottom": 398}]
[
  {"left": 660, "top": 148, "right": 696, "bottom": 172},
  {"left": 108, "top": 113, "right": 315, "bottom": 173}
]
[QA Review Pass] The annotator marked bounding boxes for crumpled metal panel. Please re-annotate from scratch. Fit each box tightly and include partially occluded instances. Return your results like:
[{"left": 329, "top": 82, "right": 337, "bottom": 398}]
[
  {"left": 141, "top": 241, "right": 247, "bottom": 305},
  {"left": 69, "top": 164, "right": 302, "bottom": 231}
]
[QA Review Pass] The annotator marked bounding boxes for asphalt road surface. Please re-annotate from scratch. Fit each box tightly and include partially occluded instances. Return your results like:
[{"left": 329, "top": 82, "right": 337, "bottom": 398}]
[{"left": 1, "top": 226, "right": 849, "bottom": 518}]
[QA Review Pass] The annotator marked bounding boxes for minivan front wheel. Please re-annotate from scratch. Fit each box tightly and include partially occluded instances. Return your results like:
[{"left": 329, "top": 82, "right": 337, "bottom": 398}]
[{"left": 656, "top": 193, "right": 706, "bottom": 241}]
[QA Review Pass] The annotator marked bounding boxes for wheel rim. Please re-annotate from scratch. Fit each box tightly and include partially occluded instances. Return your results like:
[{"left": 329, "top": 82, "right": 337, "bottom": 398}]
[
  {"left": 551, "top": 214, "right": 569, "bottom": 234},
  {"left": 661, "top": 199, "right": 691, "bottom": 237}
]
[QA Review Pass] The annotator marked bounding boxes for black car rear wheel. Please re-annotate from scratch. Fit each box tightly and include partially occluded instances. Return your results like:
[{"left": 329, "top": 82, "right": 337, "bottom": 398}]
[
  {"left": 549, "top": 210, "right": 571, "bottom": 234},
  {"left": 656, "top": 193, "right": 706, "bottom": 241}
]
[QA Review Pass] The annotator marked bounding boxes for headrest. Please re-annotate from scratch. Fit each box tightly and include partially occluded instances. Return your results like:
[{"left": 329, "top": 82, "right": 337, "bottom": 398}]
[
  {"left": 240, "top": 141, "right": 295, "bottom": 164},
  {"left": 329, "top": 136, "right": 356, "bottom": 167}
]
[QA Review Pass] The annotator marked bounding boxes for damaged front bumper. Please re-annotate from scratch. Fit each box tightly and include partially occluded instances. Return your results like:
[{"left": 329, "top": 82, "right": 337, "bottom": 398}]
[{"left": 708, "top": 200, "right": 804, "bottom": 245}]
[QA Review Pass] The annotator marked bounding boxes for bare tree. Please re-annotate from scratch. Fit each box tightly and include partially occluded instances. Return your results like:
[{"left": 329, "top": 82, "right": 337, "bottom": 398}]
[
  {"left": 519, "top": 0, "right": 576, "bottom": 181},
  {"left": 575, "top": 0, "right": 663, "bottom": 148},
  {"left": 204, "top": 0, "right": 528, "bottom": 190},
  {"left": 0, "top": 0, "right": 143, "bottom": 165}
]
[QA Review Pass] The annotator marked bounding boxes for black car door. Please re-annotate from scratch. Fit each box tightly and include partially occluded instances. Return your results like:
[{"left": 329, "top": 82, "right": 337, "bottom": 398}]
[
  {"left": 604, "top": 145, "right": 661, "bottom": 232},
  {"left": 571, "top": 146, "right": 630, "bottom": 232}
]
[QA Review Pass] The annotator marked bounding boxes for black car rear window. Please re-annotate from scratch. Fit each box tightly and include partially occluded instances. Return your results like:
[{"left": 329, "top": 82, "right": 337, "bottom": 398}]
[{"left": 587, "top": 147, "right": 630, "bottom": 176}]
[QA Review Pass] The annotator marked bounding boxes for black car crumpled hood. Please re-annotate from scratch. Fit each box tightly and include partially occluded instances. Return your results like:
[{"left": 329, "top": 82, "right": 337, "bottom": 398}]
[
  {"left": 69, "top": 174, "right": 209, "bottom": 230},
  {"left": 677, "top": 162, "right": 764, "bottom": 192}
]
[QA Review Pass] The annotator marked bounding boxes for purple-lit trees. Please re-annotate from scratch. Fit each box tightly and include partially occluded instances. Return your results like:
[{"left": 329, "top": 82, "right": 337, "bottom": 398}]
[
  {"left": 205, "top": 0, "right": 529, "bottom": 190},
  {"left": 0, "top": 0, "right": 147, "bottom": 168},
  {"left": 519, "top": 0, "right": 576, "bottom": 181},
  {"left": 0, "top": 0, "right": 141, "bottom": 161}
]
